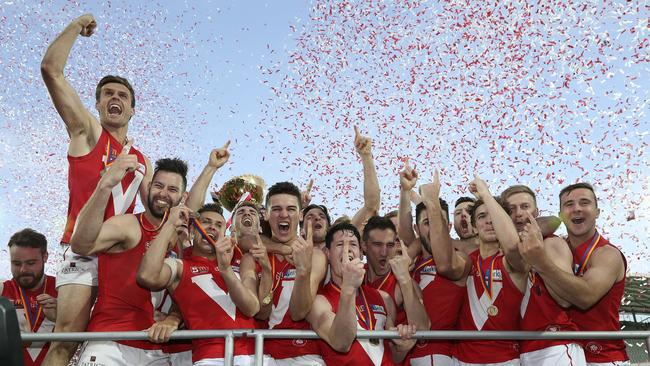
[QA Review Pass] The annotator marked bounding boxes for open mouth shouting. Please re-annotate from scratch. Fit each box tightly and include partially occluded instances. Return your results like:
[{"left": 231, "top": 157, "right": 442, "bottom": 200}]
[
  {"left": 242, "top": 216, "right": 254, "bottom": 227},
  {"left": 277, "top": 221, "right": 291, "bottom": 235},
  {"left": 571, "top": 217, "right": 586, "bottom": 225},
  {"left": 108, "top": 102, "right": 122, "bottom": 117}
]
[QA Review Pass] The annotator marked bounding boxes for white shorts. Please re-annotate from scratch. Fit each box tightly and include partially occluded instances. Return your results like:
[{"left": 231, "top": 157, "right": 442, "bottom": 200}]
[
  {"left": 587, "top": 362, "right": 631, "bottom": 366},
  {"left": 55, "top": 246, "right": 98, "bottom": 288},
  {"left": 410, "top": 354, "right": 453, "bottom": 365},
  {"left": 194, "top": 355, "right": 271, "bottom": 366},
  {"left": 77, "top": 340, "right": 169, "bottom": 366},
  {"left": 520, "top": 343, "right": 586, "bottom": 366},
  {"left": 452, "top": 358, "right": 520, "bottom": 366},
  {"left": 170, "top": 350, "right": 193, "bottom": 365},
  {"left": 269, "top": 354, "right": 325, "bottom": 366}
]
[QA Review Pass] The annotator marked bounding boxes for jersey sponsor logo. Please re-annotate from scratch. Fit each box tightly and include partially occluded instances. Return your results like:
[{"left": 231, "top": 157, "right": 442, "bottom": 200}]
[
  {"left": 492, "top": 269, "right": 502, "bottom": 280},
  {"left": 292, "top": 339, "right": 307, "bottom": 347},
  {"left": 421, "top": 265, "right": 437, "bottom": 274},
  {"left": 283, "top": 268, "right": 296, "bottom": 280},
  {"left": 370, "top": 304, "right": 386, "bottom": 315},
  {"left": 586, "top": 341, "right": 602, "bottom": 355},
  {"left": 190, "top": 266, "right": 210, "bottom": 274}
]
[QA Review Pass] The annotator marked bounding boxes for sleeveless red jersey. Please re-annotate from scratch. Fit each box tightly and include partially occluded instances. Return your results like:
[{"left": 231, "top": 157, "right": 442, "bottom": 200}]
[
  {"left": 264, "top": 255, "right": 321, "bottom": 359},
  {"left": 365, "top": 266, "right": 407, "bottom": 327},
  {"left": 519, "top": 271, "right": 579, "bottom": 353},
  {"left": 170, "top": 255, "right": 255, "bottom": 362},
  {"left": 408, "top": 255, "right": 464, "bottom": 359},
  {"left": 319, "top": 283, "right": 395, "bottom": 366},
  {"left": 63, "top": 128, "right": 147, "bottom": 244},
  {"left": 87, "top": 213, "right": 159, "bottom": 350},
  {"left": 455, "top": 251, "right": 522, "bottom": 363},
  {"left": 569, "top": 234, "right": 628, "bottom": 363},
  {"left": 2, "top": 275, "right": 57, "bottom": 366}
]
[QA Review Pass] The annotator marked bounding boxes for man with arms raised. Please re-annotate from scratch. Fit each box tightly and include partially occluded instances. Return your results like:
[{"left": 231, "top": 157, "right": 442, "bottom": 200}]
[
  {"left": 41, "top": 14, "right": 152, "bottom": 366},
  {"left": 1, "top": 229, "right": 57, "bottom": 366},
  {"left": 501, "top": 185, "right": 584, "bottom": 365},
  {"left": 518, "top": 183, "right": 629, "bottom": 365},
  {"left": 255, "top": 182, "right": 328, "bottom": 365},
  {"left": 70, "top": 153, "right": 188, "bottom": 365},
  {"left": 308, "top": 223, "right": 418, "bottom": 365},
  {"left": 420, "top": 173, "right": 527, "bottom": 365}
]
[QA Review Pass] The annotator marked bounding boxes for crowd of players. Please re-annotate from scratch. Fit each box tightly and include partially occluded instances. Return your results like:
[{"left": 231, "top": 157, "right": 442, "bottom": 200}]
[{"left": 1, "top": 14, "right": 631, "bottom": 366}]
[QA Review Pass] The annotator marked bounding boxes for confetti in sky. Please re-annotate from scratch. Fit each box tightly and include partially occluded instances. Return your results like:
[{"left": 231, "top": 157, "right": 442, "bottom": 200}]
[{"left": 0, "top": 0, "right": 647, "bottom": 279}]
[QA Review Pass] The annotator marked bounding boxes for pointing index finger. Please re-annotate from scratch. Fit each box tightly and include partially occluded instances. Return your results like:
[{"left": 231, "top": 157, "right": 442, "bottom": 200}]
[
  {"left": 306, "top": 179, "right": 314, "bottom": 193},
  {"left": 342, "top": 237, "right": 350, "bottom": 264},
  {"left": 222, "top": 140, "right": 231, "bottom": 150}
]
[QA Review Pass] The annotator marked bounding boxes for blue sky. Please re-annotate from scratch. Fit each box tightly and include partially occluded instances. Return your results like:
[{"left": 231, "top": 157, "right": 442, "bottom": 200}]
[{"left": 0, "top": 0, "right": 648, "bottom": 279}]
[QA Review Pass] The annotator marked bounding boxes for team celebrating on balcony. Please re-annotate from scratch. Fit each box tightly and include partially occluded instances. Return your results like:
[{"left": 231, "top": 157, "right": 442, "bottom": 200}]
[{"left": 2, "top": 14, "right": 630, "bottom": 366}]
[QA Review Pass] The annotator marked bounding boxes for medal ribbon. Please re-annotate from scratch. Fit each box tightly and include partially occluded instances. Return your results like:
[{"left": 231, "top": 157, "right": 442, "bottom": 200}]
[
  {"left": 574, "top": 231, "right": 601, "bottom": 276},
  {"left": 476, "top": 254, "right": 498, "bottom": 300},
  {"left": 330, "top": 283, "right": 374, "bottom": 330},
  {"left": 270, "top": 255, "right": 291, "bottom": 293},
  {"left": 15, "top": 277, "right": 47, "bottom": 332},
  {"left": 139, "top": 211, "right": 168, "bottom": 233},
  {"left": 191, "top": 218, "right": 217, "bottom": 247}
]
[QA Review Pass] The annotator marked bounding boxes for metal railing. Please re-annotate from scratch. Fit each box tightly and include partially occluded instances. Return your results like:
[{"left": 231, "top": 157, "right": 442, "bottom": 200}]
[{"left": 21, "top": 330, "right": 650, "bottom": 366}]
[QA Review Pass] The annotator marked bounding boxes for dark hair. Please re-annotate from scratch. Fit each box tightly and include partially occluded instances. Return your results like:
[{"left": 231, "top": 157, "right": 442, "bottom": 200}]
[
  {"left": 455, "top": 196, "right": 475, "bottom": 208},
  {"left": 198, "top": 203, "right": 224, "bottom": 216},
  {"left": 325, "top": 223, "right": 361, "bottom": 249},
  {"left": 415, "top": 198, "right": 449, "bottom": 224},
  {"left": 8, "top": 228, "right": 47, "bottom": 254},
  {"left": 234, "top": 201, "right": 258, "bottom": 214},
  {"left": 301, "top": 204, "right": 331, "bottom": 228},
  {"left": 559, "top": 182, "right": 598, "bottom": 208},
  {"left": 501, "top": 185, "right": 537, "bottom": 205},
  {"left": 362, "top": 216, "right": 396, "bottom": 242},
  {"left": 153, "top": 158, "right": 188, "bottom": 190},
  {"left": 96, "top": 75, "right": 136, "bottom": 107},
  {"left": 384, "top": 210, "right": 399, "bottom": 219},
  {"left": 469, "top": 197, "right": 509, "bottom": 227},
  {"left": 265, "top": 182, "right": 302, "bottom": 209}
]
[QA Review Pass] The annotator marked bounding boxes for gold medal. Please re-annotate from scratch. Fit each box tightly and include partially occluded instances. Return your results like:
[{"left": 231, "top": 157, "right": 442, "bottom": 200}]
[
  {"left": 262, "top": 293, "right": 272, "bottom": 305},
  {"left": 487, "top": 304, "right": 499, "bottom": 317}
]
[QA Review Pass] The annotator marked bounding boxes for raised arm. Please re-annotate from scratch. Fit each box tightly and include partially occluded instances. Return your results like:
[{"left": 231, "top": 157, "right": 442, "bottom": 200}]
[
  {"left": 186, "top": 141, "right": 230, "bottom": 211},
  {"left": 306, "top": 238, "right": 364, "bottom": 352},
  {"left": 289, "top": 223, "right": 327, "bottom": 321},
  {"left": 470, "top": 176, "right": 528, "bottom": 273},
  {"left": 420, "top": 171, "right": 470, "bottom": 281},
  {"left": 41, "top": 14, "right": 100, "bottom": 148},
  {"left": 519, "top": 212, "right": 624, "bottom": 310},
  {"left": 398, "top": 159, "right": 418, "bottom": 246},
  {"left": 390, "top": 241, "right": 430, "bottom": 330},
  {"left": 70, "top": 141, "right": 139, "bottom": 256},
  {"left": 351, "top": 126, "right": 380, "bottom": 230},
  {"left": 215, "top": 236, "right": 260, "bottom": 317},
  {"left": 136, "top": 204, "right": 189, "bottom": 291}
]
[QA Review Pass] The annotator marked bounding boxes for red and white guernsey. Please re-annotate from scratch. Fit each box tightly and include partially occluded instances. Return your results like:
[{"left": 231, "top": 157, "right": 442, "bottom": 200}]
[
  {"left": 63, "top": 128, "right": 147, "bottom": 244},
  {"left": 519, "top": 271, "right": 579, "bottom": 353},
  {"left": 365, "top": 267, "right": 407, "bottom": 326},
  {"left": 319, "top": 283, "right": 395, "bottom": 366},
  {"left": 569, "top": 234, "right": 628, "bottom": 363},
  {"left": 264, "top": 255, "right": 321, "bottom": 359},
  {"left": 455, "top": 251, "right": 522, "bottom": 363},
  {"left": 87, "top": 213, "right": 159, "bottom": 350},
  {"left": 408, "top": 255, "right": 464, "bottom": 360},
  {"left": 2, "top": 275, "right": 57, "bottom": 366},
  {"left": 170, "top": 255, "right": 255, "bottom": 362}
]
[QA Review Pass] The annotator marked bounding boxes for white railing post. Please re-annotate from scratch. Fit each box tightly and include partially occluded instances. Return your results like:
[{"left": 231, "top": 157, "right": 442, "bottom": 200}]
[
  {"left": 224, "top": 332, "right": 234, "bottom": 366},
  {"left": 255, "top": 332, "right": 265, "bottom": 366}
]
